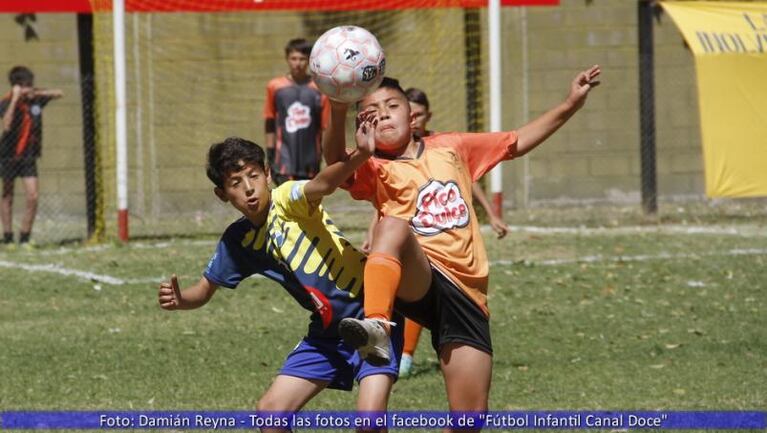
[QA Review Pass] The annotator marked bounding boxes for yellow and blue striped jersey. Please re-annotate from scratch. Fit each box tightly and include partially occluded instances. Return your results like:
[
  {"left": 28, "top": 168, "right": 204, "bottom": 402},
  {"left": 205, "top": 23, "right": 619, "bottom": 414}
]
[{"left": 204, "top": 181, "right": 366, "bottom": 338}]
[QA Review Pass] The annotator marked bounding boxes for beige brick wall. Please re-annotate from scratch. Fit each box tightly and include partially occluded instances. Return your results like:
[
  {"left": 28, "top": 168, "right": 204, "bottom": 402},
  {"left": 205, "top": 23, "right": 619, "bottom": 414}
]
[
  {"left": 93, "top": 10, "right": 474, "bottom": 222},
  {"left": 499, "top": 0, "right": 701, "bottom": 206},
  {"left": 3, "top": 1, "right": 704, "bottom": 238}
]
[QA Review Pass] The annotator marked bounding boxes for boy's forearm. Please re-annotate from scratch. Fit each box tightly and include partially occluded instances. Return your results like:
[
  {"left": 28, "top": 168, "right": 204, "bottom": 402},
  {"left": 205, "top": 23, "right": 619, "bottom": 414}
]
[
  {"left": 323, "top": 105, "right": 349, "bottom": 165},
  {"left": 264, "top": 118, "right": 276, "bottom": 150},
  {"left": 176, "top": 279, "right": 216, "bottom": 310},
  {"left": 514, "top": 99, "right": 578, "bottom": 158},
  {"left": 265, "top": 133, "right": 275, "bottom": 150},
  {"left": 2, "top": 99, "right": 18, "bottom": 131},
  {"left": 33, "top": 89, "right": 63, "bottom": 99},
  {"left": 305, "top": 149, "right": 370, "bottom": 201},
  {"left": 471, "top": 183, "right": 495, "bottom": 217}
]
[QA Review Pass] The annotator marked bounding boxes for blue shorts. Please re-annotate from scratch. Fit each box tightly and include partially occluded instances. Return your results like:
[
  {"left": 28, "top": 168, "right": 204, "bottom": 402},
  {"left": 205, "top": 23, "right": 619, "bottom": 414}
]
[{"left": 280, "top": 321, "right": 404, "bottom": 391}]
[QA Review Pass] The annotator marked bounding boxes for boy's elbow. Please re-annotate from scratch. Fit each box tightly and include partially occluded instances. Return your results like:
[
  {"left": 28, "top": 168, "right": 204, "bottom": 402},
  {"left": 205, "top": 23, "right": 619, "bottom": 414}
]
[
  {"left": 307, "top": 177, "right": 336, "bottom": 199},
  {"left": 323, "top": 148, "right": 345, "bottom": 165},
  {"left": 316, "top": 180, "right": 337, "bottom": 197}
]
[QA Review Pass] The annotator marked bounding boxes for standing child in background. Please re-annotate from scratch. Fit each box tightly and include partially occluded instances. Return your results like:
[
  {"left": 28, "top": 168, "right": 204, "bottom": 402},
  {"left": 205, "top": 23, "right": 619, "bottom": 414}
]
[
  {"left": 264, "top": 38, "right": 330, "bottom": 186},
  {"left": 0, "top": 66, "right": 62, "bottom": 247},
  {"left": 158, "top": 136, "right": 401, "bottom": 433},
  {"left": 360, "top": 87, "right": 511, "bottom": 377},
  {"left": 404, "top": 87, "right": 509, "bottom": 240},
  {"left": 325, "top": 66, "right": 600, "bottom": 432}
]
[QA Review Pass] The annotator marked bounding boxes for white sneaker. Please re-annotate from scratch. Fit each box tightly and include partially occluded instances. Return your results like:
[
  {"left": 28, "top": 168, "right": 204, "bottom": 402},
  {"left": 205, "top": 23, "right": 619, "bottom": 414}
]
[
  {"left": 399, "top": 353, "right": 413, "bottom": 378},
  {"left": 339, "top": 318, "right": 392, "bottom": 367}
]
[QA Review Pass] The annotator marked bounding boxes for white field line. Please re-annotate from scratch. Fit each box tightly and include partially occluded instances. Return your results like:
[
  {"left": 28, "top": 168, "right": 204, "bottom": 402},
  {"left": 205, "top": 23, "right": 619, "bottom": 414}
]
[
  {"left": 2, "top": 248, "right": 766, "bottom": 287},
  {"left": 17, "top": 224, "right": 767, "bottom": 258},
  {"left": 484, "top": 224, "right": 766, "bottom": 236},
  {"left": 29, "top": 239, "right": 217, "bottom": 256},
  {"left": 0, "top": 260, "right": 129, "bottom": 285},
  {"left": 1, "top": 225, "right": 764, "bottom": 284},
  {"left": 6, "top": 224, "right": 765, "bottom": 260},
  {"left": 490, "top": 248, "right": 767, "bottom": 266}
]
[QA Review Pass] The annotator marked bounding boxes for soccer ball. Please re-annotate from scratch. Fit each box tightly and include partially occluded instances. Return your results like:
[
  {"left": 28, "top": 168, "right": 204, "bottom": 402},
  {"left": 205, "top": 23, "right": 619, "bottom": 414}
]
[{"left": 310, "top": 26, "right": 386, "bottom": 103}]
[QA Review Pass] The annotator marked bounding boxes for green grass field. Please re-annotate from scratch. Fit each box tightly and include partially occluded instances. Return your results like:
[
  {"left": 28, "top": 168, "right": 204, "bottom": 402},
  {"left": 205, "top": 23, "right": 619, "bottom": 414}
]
[{"left": 1, "top": 203, "right": 765, "bottom": 432}]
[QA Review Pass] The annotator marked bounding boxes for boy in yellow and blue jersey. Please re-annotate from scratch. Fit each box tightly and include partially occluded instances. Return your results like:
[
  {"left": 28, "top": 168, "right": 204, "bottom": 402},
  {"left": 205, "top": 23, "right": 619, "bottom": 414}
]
[{"left": 158, "top": 136, "right": 401, "bottom": 433}]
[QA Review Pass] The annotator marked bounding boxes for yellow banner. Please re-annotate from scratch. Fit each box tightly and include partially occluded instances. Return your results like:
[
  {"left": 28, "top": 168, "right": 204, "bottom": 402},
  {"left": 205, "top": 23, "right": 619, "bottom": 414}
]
[{"left": 662, "top": 1, "right": 767, "bottom": 197}]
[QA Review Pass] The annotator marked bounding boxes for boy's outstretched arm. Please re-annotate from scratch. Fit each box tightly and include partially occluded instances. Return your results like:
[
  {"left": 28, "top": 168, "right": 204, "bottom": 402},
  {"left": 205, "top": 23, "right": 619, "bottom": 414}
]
[
  {"left": 471, "top": 183, "right": 509, "bottom": 239},
  {"left": 158, "top": 274, "right": 217, "bottom": 310},
  {"left": 32, "top": 88, "right": 63, "bottom": 99},
  {"left": 514, "top": 65, "right": 600, "bottom": 158},
  {"left": 305, "top": 112, "right": 375, "bottom": 202},
  {"left": 322, "top": 101, "right": 350, "bottom": 165}
]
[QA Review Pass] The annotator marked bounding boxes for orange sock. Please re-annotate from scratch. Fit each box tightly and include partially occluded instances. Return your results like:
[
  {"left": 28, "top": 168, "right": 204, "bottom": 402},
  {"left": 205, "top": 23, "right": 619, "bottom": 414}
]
[
  {"left": 363, "top": 252, "right": 402, "bottom": 323},
  {"left": 403, "top": 319, "right": 423, "bottom": 356}
]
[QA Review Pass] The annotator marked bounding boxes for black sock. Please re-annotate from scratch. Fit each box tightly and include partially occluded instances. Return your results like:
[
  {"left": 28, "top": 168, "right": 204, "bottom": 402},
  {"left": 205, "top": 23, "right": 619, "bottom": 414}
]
[
  {"left": 3, "top": 232, "right": 12, "bottom": 244},
  {"left": 19, "top": 231, "right": 30, "bottom": 244}
]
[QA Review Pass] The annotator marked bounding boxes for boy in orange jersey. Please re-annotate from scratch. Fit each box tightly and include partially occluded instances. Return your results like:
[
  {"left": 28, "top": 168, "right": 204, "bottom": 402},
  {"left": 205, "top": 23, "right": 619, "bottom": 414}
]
[
  {"left": 323, "top": 66, "right": 600, "bottom": 429},
  {"left": 359, "top": 87, "right": 510, "bottom": 378}
]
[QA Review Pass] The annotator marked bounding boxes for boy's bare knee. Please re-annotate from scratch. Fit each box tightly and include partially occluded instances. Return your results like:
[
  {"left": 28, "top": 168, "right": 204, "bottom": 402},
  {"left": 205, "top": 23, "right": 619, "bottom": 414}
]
[
  {"left": 374, "top": 216, "right": 409, "bottom": 234},
  {"left": 448, "top": 396, "right": 487, "bottom": 413},
  {"left": 371, "top": 217, "right": 410, "bottom": 252},
  {"left": 257, "top": 394, "right": 284, "bottom": 412}
]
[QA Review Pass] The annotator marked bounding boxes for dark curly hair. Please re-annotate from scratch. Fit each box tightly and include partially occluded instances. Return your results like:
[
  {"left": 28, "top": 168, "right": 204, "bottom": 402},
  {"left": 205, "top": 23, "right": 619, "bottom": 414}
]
[
  {"left": 9, "top": 66, "right": 34, "bottom": 86},
  {"left": 405, "top": 87, "right": 429, "bottom": 111},
  {"left": 206, "top": 137, "right": 266, "bottom": 188}
]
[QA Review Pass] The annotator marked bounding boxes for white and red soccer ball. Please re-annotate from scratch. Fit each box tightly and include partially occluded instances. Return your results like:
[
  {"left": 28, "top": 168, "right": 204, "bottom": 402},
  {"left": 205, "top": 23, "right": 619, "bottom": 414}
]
[{"left": 310, "top": 26, "right": 386, "bottom": 103}]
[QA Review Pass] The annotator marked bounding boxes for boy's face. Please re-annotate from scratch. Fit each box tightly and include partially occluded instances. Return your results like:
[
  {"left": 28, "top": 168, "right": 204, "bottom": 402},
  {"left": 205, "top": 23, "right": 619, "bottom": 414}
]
[
  {"left": 215, "top": 162, "right": 272, "bottom": 225},
  {"left": 359, "top": 87, "right": 413, "bottom": 152},
  {"left": 286, "top": 50, "right": 309, "bottom": 78},
  {"left": 408, "top": 101, "right": 432, "bottom": 138},
  {"left": 15, "top": 81, "right": 34, "bottom": 99}
]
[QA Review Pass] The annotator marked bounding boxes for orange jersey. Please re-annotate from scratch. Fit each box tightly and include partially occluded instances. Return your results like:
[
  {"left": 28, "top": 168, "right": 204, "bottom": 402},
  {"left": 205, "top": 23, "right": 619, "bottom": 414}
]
[{"left": 345, "top": 131, "right": 518, "bottom": 315}]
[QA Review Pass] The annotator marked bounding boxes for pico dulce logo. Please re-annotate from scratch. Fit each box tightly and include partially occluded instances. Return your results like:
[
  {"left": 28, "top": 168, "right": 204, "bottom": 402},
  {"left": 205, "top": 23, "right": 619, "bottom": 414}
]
[
  {"left": 285, "top": 101, "right": 312, "bottom": 133},
  {"left": 411, "top": 180, "right": 470, "bottom": 236}
]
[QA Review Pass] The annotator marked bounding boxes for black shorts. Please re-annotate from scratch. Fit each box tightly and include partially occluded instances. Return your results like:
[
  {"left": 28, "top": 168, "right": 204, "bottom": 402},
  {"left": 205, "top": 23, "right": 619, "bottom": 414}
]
[
  {"left": 0, "top": 158, "right": 37, "bottom": 180},
  {"left": 395, "top": 267, "right": 493, "bottom": 356}
]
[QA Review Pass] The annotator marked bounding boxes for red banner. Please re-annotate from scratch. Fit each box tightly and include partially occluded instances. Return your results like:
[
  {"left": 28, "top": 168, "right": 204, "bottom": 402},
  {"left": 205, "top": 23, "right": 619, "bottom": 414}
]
[
  {"left": 1, "top": 0, "right": 557, "bottom": 13},
  {"left": 0, "top": 0, "right": 91, "bottom": 12}
]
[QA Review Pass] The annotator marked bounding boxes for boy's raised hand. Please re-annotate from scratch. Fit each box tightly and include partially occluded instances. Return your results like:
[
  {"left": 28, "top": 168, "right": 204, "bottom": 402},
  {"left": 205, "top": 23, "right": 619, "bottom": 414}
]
[
  {"left": 158, "top": 274, "right": 183, "bottom": 310},
  {"left": 489, "top": 215, "right": 510, "bottom": 239},
  {"left": 355, "top": 109, "right": 377, "bottom": 156},
  {"left": 567, "top": 65, "right": 601, "bottom": 111}
]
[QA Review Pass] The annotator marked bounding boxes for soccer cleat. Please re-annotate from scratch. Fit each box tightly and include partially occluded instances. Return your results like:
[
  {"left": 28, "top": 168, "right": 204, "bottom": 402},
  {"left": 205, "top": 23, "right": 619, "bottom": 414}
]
[
  {"left": 339, "top": 317, "right": 393, "bottom": 367},
  {"left": 398, "top": 353, "right": 413, "bottom": 378}
]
